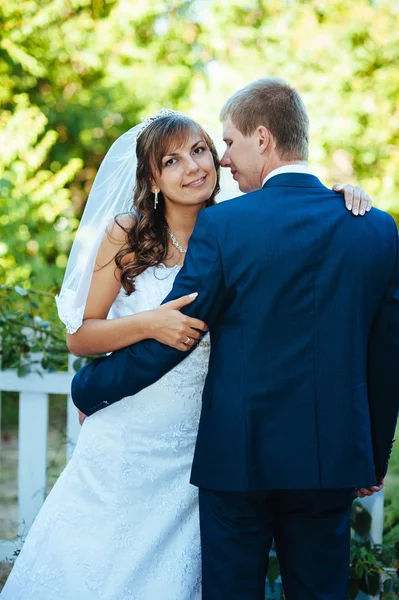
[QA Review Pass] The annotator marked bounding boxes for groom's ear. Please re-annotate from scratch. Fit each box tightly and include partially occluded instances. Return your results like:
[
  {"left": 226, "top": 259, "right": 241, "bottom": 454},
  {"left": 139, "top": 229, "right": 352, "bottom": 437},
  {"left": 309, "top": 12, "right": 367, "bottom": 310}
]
[{"left": 257, "top": 126, "right": 273, "bottom": 155}]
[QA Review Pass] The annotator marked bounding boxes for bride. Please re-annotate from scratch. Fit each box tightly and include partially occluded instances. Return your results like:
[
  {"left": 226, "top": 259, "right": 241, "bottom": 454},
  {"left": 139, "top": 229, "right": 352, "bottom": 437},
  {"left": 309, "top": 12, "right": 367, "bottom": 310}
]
[{"left": 1, "top": 109, "right": 371, "bottom": 600}]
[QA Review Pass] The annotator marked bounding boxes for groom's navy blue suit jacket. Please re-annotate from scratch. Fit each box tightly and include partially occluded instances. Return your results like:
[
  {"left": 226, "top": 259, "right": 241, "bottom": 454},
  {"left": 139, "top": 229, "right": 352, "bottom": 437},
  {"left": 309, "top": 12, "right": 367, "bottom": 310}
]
[{"left": 72, "top": 173, "right": 399, "bottom": 491}]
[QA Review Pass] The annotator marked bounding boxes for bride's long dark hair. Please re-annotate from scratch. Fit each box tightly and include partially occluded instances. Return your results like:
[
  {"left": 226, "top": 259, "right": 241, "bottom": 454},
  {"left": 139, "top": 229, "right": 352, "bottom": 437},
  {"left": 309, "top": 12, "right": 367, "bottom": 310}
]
[{"left": 114, "top": 114, "right": 221, "bottom": 295}]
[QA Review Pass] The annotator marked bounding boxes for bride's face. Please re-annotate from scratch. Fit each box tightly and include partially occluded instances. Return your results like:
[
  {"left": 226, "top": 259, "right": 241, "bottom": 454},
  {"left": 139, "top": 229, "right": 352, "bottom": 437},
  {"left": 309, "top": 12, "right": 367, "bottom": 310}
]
[{"left": 152, "top": 131, "right": 217, "bottom": 209}]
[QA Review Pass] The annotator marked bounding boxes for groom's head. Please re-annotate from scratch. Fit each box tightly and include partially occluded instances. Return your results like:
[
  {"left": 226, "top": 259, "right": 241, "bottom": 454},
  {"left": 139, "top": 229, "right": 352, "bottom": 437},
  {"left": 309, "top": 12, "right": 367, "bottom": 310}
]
[{"left": 220, "top": 77, "right": 309, "bottom": 193}]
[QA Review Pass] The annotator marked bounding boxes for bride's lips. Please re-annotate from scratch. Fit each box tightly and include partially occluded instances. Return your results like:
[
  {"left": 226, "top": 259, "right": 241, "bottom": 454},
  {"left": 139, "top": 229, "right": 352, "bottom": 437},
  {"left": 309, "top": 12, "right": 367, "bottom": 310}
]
[
  {"left": 183, "top": 175, "right": 207, "bottom": 188},
  {"left": 231, "top": 170, "right": 238, "bottom": 180}
]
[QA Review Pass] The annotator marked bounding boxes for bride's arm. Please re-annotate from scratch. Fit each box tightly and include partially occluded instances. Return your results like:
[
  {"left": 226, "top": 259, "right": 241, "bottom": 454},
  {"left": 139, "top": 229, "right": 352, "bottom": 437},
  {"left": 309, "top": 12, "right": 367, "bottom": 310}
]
[
  {"left": 67, "top": 218, "right": 207, "bottom": 357},
  {"left": 67, "top": 313, "right": 156, "bottom": 357}
]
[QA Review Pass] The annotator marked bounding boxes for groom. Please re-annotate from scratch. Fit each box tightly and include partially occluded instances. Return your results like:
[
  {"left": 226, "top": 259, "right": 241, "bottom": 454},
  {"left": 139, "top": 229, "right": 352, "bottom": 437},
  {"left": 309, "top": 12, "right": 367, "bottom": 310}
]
[{"left": 72, "top": 78, "right": 399, "bottom": 599}]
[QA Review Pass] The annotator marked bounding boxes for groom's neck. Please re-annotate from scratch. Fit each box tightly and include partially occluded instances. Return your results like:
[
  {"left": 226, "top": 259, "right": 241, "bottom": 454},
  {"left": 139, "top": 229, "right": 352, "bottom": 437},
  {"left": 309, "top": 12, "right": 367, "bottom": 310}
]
[{"left": 258, "top": 157, "right": 308, "bottom": 190}]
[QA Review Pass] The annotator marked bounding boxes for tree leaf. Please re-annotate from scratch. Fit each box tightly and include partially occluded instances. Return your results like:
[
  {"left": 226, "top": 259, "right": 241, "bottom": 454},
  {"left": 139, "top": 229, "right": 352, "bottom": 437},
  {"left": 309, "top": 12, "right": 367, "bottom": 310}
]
[{"left": 359, "top": 571, "right": 381, "bottom": 596}]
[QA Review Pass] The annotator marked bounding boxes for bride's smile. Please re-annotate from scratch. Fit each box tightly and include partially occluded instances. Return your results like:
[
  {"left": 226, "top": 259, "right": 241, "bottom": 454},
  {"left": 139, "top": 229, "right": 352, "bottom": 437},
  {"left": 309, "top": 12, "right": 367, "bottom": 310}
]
[{"left": 183, "top": 175, "right": 208, "bottom": 188}]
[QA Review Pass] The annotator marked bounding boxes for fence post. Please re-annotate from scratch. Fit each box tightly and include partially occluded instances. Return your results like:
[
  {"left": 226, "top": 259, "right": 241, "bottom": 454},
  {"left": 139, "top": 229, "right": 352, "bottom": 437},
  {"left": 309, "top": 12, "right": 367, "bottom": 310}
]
[{"left": 17, "top": 390, "right": 49, "bottom": 538}]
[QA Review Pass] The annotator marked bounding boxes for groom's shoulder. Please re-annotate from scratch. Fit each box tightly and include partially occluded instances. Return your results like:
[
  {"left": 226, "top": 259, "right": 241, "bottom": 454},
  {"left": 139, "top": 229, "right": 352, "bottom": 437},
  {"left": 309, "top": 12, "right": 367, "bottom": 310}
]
[{"left": 364, "top": 206, "right": 397, "bottom": 231}]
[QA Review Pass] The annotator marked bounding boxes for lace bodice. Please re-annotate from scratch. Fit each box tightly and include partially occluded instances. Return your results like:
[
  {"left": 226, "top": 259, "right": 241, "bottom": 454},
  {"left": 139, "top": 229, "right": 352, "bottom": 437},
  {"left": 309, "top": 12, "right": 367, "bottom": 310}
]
[
  {"left": 108, "top": 264, "right": 211, "bottom": 388},
  {"left": 108, "top": 263, "right": 183, "bottom": 317}
]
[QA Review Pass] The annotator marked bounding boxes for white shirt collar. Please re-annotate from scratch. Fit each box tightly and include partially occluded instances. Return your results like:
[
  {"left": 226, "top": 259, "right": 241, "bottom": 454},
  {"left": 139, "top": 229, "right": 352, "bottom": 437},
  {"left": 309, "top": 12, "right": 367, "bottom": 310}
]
[{"left": 262, "top": 164, "right": 314, "bottom": 187}]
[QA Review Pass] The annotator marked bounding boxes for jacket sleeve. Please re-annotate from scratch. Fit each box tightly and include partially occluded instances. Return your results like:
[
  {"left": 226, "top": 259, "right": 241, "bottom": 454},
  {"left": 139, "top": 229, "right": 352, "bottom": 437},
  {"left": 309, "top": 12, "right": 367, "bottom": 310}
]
[
  {"left": 71, "top": 209, "right": 226, "bottom": 415},
  {"left": 367, "top": 217, "right": 399, "bottom": 477}
]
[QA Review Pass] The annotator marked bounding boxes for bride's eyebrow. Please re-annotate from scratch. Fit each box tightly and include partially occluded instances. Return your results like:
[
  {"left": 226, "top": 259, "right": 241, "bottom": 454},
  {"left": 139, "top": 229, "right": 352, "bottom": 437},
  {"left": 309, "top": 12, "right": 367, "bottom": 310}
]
[{"left": 163, "top": 140, "right": 204, "bottom": 158}]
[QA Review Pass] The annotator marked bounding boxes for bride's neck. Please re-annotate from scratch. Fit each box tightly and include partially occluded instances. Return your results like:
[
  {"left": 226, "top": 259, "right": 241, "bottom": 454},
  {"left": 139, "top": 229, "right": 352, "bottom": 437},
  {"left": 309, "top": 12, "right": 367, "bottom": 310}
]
[{"left": 164, "top": 206, "right": 202, "bottom": 242}]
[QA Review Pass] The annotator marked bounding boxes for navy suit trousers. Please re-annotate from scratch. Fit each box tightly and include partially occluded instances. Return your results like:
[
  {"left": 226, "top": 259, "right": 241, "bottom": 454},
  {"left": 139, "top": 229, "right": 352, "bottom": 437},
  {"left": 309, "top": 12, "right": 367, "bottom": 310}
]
[{"left": 199, "top": 487, "right": 354, "bottom": 600}]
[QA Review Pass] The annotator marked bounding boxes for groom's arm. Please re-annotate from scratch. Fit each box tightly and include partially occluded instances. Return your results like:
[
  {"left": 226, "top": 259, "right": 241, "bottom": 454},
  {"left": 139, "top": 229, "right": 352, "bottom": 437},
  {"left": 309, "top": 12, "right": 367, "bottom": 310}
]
[
  {"left": 71, "top": 209, "right": 226, "bottom": 415},
  {"left": 368, "top": 218, "right": 399, "bottom": 478}
]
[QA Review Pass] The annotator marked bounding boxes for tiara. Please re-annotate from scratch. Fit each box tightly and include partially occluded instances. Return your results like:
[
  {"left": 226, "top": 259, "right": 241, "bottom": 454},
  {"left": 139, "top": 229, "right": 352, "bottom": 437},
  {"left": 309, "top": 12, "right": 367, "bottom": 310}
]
[{"left": 136, "top": 108, "right": 185, "bottom": 140}]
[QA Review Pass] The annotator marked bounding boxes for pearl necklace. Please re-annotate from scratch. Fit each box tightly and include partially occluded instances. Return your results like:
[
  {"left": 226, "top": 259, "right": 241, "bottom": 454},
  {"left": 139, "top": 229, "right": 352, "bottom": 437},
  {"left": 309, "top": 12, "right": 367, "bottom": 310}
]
[{"left": 166, "top": 227, "right": 187, "bottom": 253}]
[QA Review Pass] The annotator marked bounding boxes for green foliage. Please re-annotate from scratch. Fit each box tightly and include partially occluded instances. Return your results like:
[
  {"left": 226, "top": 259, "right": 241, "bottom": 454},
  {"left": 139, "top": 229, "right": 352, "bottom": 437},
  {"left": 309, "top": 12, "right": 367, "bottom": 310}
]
[
  {"left": 0, "top": 284, "right": 68, "bottom": 373},
  {"left": 349, "top": 541, "right": 385, "bottom": 598},
  {"left": 0, "top": 95, "right": 82, "bottom": 290},
  {"left": 349, "top": 501, "right": 399, "bottom": 599}
]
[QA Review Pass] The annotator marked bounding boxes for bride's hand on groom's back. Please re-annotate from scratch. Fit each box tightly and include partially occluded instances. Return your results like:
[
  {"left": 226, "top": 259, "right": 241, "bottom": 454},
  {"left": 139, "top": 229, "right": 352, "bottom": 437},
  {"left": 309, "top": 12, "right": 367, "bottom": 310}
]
[
  {"left": 147, "top": 293, "right": 208, "bottom": 351},
  {"left": 332, "top": 184, "right": 372, "bottom": 216}
]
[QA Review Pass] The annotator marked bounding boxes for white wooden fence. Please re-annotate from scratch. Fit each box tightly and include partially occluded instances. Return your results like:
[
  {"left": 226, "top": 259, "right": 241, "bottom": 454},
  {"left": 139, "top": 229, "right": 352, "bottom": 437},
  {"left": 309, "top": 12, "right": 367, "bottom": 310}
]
[
  {"left": 0, "top": 356, "right": 80, "bottom": 561},
  {"left": 0, "top": 360, "right": 387, "bottom": 599}
]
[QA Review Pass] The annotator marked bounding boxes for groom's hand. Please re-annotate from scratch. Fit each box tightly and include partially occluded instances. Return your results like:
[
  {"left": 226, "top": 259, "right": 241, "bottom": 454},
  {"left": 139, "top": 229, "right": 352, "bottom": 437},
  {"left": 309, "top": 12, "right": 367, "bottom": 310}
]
[
  {"left": 77, "top": 409, "right": 87, "bottom": 426},
  {"left": 355, "top": 477, "right": 384, "bottom": 498}
]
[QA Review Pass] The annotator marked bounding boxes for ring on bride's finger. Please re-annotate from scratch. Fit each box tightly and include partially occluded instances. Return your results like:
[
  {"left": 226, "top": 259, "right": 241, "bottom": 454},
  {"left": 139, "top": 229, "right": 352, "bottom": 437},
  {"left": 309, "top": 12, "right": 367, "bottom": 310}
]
[{"left": 184, "top": 337, "right": 191, "bottom": 346}]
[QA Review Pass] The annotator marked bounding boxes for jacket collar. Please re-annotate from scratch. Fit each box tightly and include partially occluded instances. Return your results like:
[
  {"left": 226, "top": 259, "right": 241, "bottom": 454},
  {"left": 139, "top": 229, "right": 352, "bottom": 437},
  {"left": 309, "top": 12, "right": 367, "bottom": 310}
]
[
  {"left": 262, "top": 172, "right": 325, "bottom": 189},
  {"left": 262, "top": 164, "right": 313, "bottom": 187}
]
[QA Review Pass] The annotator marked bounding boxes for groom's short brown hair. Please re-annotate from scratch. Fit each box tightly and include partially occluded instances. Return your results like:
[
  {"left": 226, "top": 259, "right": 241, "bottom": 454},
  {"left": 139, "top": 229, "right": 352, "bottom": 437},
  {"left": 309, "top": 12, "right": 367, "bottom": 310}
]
[{"left": 220, "top": 77, "right": 309, "bottom": 161}]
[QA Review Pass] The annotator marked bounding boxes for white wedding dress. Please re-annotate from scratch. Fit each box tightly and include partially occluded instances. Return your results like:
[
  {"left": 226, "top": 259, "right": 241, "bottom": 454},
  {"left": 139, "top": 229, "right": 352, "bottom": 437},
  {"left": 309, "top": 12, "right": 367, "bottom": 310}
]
[{"left": 2, "top": 264, "right": 210, "bottom": 600}]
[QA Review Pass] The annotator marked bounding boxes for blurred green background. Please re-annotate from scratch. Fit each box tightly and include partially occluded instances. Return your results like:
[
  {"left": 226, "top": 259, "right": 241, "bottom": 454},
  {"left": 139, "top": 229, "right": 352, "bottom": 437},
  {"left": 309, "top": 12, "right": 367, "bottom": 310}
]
[{"left": 0, "top": 0, "right": 398, "bottom": 595}]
